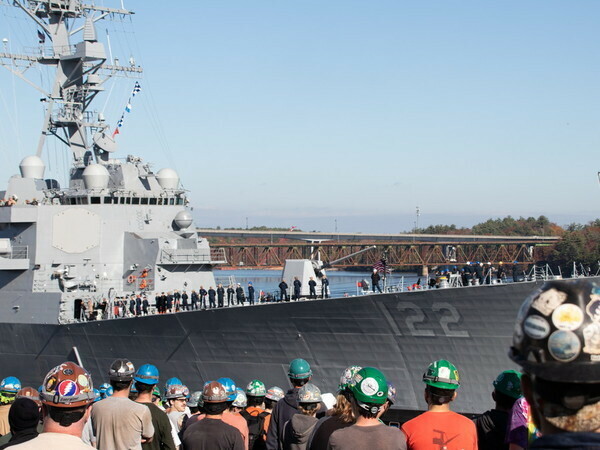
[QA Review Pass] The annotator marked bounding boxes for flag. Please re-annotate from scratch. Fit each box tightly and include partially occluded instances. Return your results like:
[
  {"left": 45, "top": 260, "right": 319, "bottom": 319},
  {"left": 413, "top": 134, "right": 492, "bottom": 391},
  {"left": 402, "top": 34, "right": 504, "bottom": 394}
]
[
  {"left": 117, "top": 114, "right": 124, "bottom": 127},
  {"left": 373, "top": 258, "right": 391, "bottom": 274},
  {"left": 132, "top": 82, "right": 141, "bottom": 96},
  {"left": 112, "top": 127, "right": 120, "bottom": 137},
  {"left": 125, "top": 103, "right": 132, "bottom": 113}
]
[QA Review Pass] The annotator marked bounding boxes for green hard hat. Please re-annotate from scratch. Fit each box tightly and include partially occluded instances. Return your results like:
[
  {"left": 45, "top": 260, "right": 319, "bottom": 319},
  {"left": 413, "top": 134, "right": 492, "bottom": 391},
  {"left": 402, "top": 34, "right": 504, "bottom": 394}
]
[
  {"left": 246, "top": 379, "right": 267, "bottom": 397},
  {"left": 493, "top": 370, "right": 522, "bottom": 399},
  {"left": 422, "top": 359, "right": 460, "bottom": 390},
  {"left": 349, "top": 367, "right": 388, "bottom": 408},
  {"left": 288, "top": 358, "right": 312, "bottom": 379}
]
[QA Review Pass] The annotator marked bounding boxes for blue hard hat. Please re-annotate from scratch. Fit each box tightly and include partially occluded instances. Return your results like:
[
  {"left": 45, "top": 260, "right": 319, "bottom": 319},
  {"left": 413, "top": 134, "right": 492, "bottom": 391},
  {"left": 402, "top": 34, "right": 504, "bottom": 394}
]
[
  {"left": 98, "top": 383, "right": 113, "bottom": 399},
  {"left": 134, "top": 364, "right": 159, "bottom": 385},
  {"left": 217, "top": 377, "right": 237, "bottom": 402},
  {"left": 93, "top": 389, "right": 101, "bottom": 402},
  {"left": 0, "top": 377, "right": 21, "bottom": 393}
]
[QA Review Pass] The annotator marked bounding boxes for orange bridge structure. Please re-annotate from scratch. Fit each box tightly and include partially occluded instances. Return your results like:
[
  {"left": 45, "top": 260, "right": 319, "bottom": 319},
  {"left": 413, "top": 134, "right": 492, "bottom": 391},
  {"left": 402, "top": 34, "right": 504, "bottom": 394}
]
[{"left": 198, "top": 230, "right": 560, "bottom": 270}]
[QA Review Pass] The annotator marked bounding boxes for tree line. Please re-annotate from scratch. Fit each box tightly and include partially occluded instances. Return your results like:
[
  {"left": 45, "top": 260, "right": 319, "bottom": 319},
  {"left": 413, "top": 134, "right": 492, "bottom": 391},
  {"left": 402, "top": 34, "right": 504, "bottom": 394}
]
[{"left": 412, "top": 216, "right": 600, "bottom": 275}]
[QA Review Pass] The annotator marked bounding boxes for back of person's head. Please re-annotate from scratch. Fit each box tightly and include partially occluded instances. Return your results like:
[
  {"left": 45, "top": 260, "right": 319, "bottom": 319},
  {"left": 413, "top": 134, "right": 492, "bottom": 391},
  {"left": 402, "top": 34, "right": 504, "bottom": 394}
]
[
  {"left": 492, "top": 370, "right": 522, "bottom": 410},
  {"left": 0, "top": 376, "right": 21, "bottom": 405},
  {"left": 108, "top": 358, "right": 135, "bottom": 392},
  {"left": 9, "top": 398, "right": 40, "bottom": 433},
  {"left": 39, "top": 362, "right": 94, "bottom": 428},
  {"left": 510, "top": 279, "right": 600, "bottom": 433},
  {"left": 297, "top": 383, "right": 321, "bottom": 416},
  {"left": 348, "top": 367, "right": 388, "bottom": 419},
  {"left": 202, "top": 381, "right": 229, "bottom": 416},
  {"left": 246, "top": 380, "right": 266, "bottom": 407},
  {"left": 288, "top": 359, "right": 312, "bottom": 387},
  {"left": 422, "top": 359, "right": 460, "bottom": 406}
]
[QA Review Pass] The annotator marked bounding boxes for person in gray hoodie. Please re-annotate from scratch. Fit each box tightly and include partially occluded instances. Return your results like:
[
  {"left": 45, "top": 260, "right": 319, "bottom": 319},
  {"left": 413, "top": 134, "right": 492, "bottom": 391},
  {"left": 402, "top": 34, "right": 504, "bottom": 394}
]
[{"left": 282, "top": 384, "right": 321, "bottom": 450}]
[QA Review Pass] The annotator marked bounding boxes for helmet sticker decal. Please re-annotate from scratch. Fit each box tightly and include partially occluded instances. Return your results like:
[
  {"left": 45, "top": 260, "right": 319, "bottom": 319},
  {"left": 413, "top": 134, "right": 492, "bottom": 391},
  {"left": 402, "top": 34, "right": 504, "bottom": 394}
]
[
  {"left": 360, "top": 377, "right": 379, "bottom": 396},
  {"left": 63, "top": 368, "right": 74, "bottom": 376},
  {"left": 438, "top": 367, "right": 451, "bottom": 379},
  {"left": 532, "top": 288, "right": 567, "bottom": 316},
  {"left": 552, "top": 304, "right": 584, "bottom": 331},
  {"left": 57, "top": 380, "right": 79, "bottom": 396},
  {"left": 548, "top": 330, "right": 581, "bottom": 362},
  {"left": 586, "top": 295, "right": 600, "bottom": 323},
  {"left": 523, "top": 315, "right": 551, "bottom": 339},
  {"left": 45, "top": 377, "right": 57, "bottom": 392},
  {"left": 583, "top": 323, "right": 600, "bottom": 355},
  {"left": 77, "top": 374, "right": 89, "bottom": 388}
]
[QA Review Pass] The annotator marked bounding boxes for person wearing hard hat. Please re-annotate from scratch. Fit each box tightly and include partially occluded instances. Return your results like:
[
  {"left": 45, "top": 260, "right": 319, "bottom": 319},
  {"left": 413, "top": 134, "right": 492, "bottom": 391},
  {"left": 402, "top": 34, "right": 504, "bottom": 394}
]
[
  {"left": 401, "top": 360, "right": 477, "bottom": 449},
  {"left": 91, "top": 359, "right": 154, "bottom": 449},
  {"left": 327, "top": 367, "right": 405, "bottom": 450},
  {"left": 282, "top": 383, "right": 322, "bottom": 450},
  {"left": 133, "top": 364, "right": 177, "bottom": 450},
  {"left": 0, "top": 377, "right": 21, "bottom": 436},
  {"left": 11, "top": 362, "right": 93, "bottom": 449},
  {"left": 266, "top": 359, "right": 313, "bottom": 450},
  {"left": 508, "top": 279, "right": 600, "bottom": 448},
  {"left": 181, "top": 381, "right": 244, "bottom": 450},
  {"left": 474, "top": 370, "right": 521, "bottom": 450}
]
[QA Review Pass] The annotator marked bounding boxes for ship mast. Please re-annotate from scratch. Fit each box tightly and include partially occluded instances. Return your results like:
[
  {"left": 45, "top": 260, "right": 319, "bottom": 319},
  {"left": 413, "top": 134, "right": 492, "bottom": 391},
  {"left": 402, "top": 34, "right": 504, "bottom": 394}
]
[{"left": 0, "top": 0, "right": 142, "bottom": 168}]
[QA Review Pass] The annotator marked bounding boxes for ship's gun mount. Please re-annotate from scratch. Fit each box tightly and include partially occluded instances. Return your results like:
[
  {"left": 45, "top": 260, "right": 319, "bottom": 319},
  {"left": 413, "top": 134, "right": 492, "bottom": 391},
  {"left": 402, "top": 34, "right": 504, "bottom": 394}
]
[{"left": 316, "top": 245, "right": 377, "bottom": 273}]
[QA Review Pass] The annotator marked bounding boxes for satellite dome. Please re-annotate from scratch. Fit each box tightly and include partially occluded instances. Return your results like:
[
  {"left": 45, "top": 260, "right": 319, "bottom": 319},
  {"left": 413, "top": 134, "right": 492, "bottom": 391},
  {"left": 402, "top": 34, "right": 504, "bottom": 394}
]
[
  {"left": 19, "top": 155, "right": 45, "bottom": 179},
  {"left": 156, "top": 168, "right": 179, "bottom": 190},
  {"left": 174, "top": 210, "right": 193, "bottom": 230},
  {"left": 82, "top": 164, "right": 109, "bottom": 190}
]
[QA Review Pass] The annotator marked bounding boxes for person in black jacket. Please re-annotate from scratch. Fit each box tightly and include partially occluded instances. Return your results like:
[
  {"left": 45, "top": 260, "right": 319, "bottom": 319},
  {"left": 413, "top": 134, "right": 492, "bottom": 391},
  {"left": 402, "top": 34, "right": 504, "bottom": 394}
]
[
  {"left": 308, "top": 277, "right": 317, "bottom": 299},
  {"left": 227, "top": 285, "right": 234, "bottom": 306},
  {"left": 217, "top": 284, "right": 225, "bottom": 307},
  {"left": 371, "top": 270, "right": 382, "bottom": 293},
  {"left": 235, "top": 284, "right": 245, "bottom": 305},
  {"left": 198, "top": 286, "right": 207, "bottom": 309},
  {"left": 321, "top": 276, "right": 329, "bottom": 299},
  {"left": 474, "top": 370, "right": 521, "bottom": 450},
  {"left": 208, "top": 287, "right": 216, "bottom": 308},
  {"left": 247, "top": 282, "right": 255, "bottom": 305},
  {"left": 279, "top": 280, "right": 289, "bottom": 302},
  {"left": 293, "top": 277, "right": 301, "bottom": 301},
  {"left": 181, "top": 291, "right": 189, "bottom": 311},
  {"left": 190, "top": 290, "right": 198, "bottom": 310},
  {"left": 266, "top": 359, "right": 313, "bottom": 450}
]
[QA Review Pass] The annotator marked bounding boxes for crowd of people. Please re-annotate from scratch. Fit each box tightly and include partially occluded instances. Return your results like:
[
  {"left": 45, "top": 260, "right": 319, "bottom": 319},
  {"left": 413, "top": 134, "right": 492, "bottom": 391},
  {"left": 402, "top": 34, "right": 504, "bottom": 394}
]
[
  {"left": 1, "top": 279, "right": 597, "bottom": 449},
  {"left": 80, "top": 276, "right": 334, "bottom": 321}
]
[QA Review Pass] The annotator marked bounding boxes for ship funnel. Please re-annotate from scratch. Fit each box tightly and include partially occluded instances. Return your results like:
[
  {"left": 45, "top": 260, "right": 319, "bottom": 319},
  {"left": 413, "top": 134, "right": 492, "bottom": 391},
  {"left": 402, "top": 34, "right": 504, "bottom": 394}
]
[
  {"left": 19, "top": 155, "right": 45, "bottom": 179},
  {"left": 82, "top": 164, "right": 109, "bottom": 190},
  {"left": 156, "top": 168, "right": 179, "bottom": 190}
]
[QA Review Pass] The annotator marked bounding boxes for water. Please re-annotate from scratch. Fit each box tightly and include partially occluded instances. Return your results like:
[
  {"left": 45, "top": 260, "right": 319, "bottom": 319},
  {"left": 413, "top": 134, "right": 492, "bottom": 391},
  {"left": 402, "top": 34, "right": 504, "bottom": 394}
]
[{"left": 213, "top": 269, "right": 422, "bottom": 298}]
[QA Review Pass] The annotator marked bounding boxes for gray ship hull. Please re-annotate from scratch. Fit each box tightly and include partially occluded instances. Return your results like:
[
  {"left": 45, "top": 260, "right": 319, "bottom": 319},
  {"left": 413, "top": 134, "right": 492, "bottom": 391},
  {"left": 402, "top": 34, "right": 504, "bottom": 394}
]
[{"left": 0, "top": 280, "right": 561, "bottom": 413}]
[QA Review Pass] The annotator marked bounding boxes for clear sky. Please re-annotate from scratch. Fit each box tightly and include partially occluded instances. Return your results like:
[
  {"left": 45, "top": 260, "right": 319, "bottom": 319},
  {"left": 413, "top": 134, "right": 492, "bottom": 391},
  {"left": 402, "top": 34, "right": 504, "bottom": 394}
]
[{"left": 0, "top": 1, "right": 599, "bottom": 233}]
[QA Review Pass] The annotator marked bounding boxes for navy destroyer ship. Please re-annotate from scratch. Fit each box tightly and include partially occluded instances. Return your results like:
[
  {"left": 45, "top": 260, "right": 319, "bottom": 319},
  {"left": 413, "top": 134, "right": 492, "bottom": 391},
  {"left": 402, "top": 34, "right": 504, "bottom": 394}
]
[{"left": 0, "top": 0, "right": 588, "bottom": 414}]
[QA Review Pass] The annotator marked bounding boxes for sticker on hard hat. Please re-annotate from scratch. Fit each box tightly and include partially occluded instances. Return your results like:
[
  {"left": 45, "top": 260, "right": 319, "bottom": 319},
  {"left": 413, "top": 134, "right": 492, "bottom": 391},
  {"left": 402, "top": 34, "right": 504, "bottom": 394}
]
[
  {"left": 45, "top": 377, "right": 57, "bottom": 392},
  {"left": 77, "top": 374, "right": 89, "bottom": 388},
  {"left": 438, "top": 367, "right": 451, "bottom": 379},
  {"left": 583, "top": 323, "right": 600, "bottom": 355},
  {"left": 586, "top": 296, "right": 600, "bottom": 323},
  {"left": 523, "top": 315, "right": 550, "bottom": 339},
  {"left": 360, "top": 377, "right": 379, "bottom": 396},
  {"left": 548, "top": 330, "right": 581, "bottom": 362},
  {"left": 57, "top": 380, "right": 79, "bottom": 396},
  {"left": 552, "top": 304, "right": 584, "bottom": 331},
  {"left": 63, "top": 368, "right": 74, "bottom": 376},
  {"left": 531, "top": 288, "right": 567, "bottom": 316}
]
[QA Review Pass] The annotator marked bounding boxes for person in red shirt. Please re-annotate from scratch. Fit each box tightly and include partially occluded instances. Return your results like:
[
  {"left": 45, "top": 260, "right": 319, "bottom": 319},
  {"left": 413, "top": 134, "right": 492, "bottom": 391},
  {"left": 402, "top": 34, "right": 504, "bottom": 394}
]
[{"left": 401, "top": 359, "right": 477, "bottom": 450}]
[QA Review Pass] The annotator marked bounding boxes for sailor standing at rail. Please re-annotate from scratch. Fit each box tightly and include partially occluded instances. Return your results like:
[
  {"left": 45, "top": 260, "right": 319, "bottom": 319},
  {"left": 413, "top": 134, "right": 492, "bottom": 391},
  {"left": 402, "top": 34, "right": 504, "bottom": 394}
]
[
  {"left": 293, "top": 277, "right": 301, "bottom": 300},
  {"left": 371, "top": 269, "right": 382, "bottom": 293},
  {"left": 227, "top": 285, "right": 235, "bottom": 306},
  {"left": 321, "top": 275, "right": 329, "bottom": 299},
  {"left": 279, "top": 280, "right": 289, "bottom": 302},
  {"left": 247, "top": 282, "right": 255, "bottom": 305},
  {"left": 217, "top": 284, "right": 225, "bottom": 307}
]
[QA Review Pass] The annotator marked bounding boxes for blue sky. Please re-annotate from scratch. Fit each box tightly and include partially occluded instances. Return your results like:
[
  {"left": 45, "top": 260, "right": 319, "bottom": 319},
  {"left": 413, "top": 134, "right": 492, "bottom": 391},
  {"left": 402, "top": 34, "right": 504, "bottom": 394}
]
[{"left": 0, "top": 1, "right": 599, "bottom": 233}]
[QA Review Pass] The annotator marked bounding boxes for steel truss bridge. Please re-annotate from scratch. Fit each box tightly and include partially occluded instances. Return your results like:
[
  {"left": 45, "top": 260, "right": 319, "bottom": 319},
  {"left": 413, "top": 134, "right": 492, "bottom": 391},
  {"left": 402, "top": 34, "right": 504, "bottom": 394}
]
[{"left": 198, "top": 230, "right": 560, "bottom": 268}]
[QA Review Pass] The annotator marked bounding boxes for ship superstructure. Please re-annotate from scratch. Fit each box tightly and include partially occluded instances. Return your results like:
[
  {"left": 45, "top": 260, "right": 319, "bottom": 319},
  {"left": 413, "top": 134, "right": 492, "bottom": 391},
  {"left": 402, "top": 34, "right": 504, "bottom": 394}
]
[{"left": 0, "top": 0, "right": 224, "bottom": 324}]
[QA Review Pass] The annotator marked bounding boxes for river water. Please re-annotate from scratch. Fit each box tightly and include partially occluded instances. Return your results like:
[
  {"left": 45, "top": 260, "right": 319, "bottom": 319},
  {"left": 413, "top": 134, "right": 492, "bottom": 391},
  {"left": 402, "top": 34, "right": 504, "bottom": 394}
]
[{"left": 213, "top": 269, "right": 422, "bottom": 298}]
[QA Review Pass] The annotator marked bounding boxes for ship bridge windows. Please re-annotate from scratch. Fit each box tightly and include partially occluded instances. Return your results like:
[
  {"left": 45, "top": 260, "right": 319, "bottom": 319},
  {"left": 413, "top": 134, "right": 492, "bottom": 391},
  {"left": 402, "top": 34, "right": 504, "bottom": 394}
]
[
  {"left": 177, "top": 198, "right": 183, "bottom": 205},
  {"left": 169, "top": 198, "right": 175, "bottom": 205},
  {"left": 141, "top": 198, "right": 149, "bottom": 205},
  {"left": 90, "top": 197, "right": 101, "bottom": 204},
  {"left": 132, "top": 198, "right": 140, "bottom": 205},
  {"left": 104, "top": 197, "right": 112, "bottom": 204},
  {"left": 149, "top": 198, "right": 157, "bottom": 205}
]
